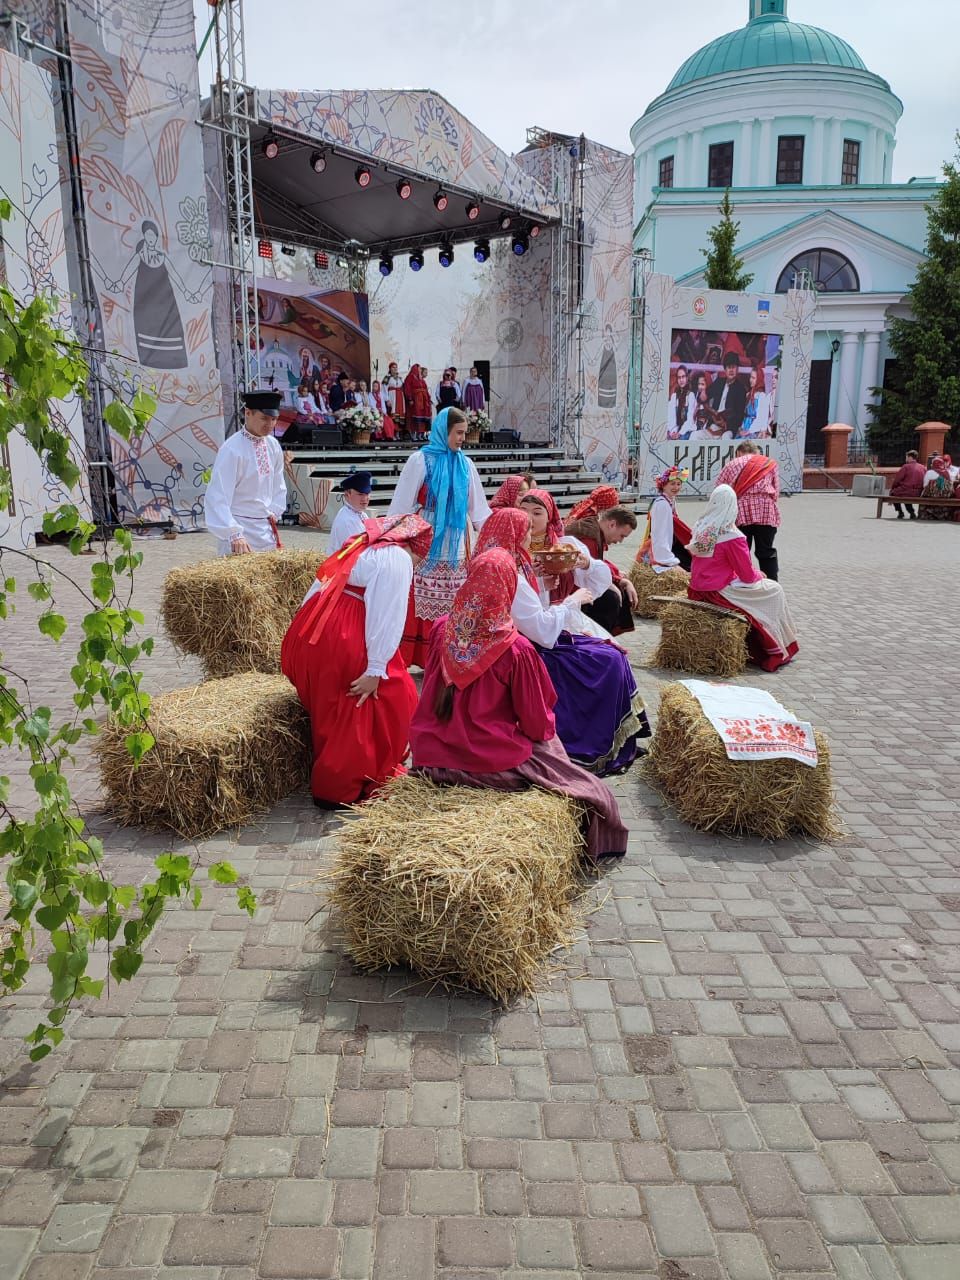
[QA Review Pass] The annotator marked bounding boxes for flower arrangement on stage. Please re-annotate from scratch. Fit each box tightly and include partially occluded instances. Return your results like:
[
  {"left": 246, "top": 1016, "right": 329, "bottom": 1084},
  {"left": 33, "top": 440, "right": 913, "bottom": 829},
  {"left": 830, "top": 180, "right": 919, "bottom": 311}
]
[
  {"left": 341, "top": 404, "right": 381, "bottom": 440},
  {"left": 466, "top": 408, "right": 492, "bottom": 432}
]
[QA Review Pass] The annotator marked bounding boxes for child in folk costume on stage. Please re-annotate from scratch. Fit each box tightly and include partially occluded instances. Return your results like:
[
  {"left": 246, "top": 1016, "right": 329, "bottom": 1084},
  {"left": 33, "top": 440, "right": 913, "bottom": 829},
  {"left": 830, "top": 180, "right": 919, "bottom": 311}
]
[
  {"left": 204, "top": 390, "right": 288, "bottom": 556},
  {"left": 281, "top": 514, "right": 434, "bottom": 809},
  {"left": 327, "top": 470, "right": 374, "bottom": 554},
  {"left": 685, "top": 485, "right": 798, "bottom": 672},
  {"left": 476, "top": 509, "right": 649, "bottom": 775},
  {"left": 388, "top": 406, "right": 491, "bottom": 668},
  {"left": 410, "top": 549, "right": 628, "bottom": 861},
  {"left": 636, "top": 465, "right": 692, "bottom": 574}
]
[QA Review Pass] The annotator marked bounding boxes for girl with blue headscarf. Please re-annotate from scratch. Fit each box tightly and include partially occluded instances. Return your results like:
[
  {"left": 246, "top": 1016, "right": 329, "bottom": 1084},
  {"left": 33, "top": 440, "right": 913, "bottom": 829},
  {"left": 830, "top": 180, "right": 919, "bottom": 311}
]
[{"left": 388, "top": 406, "right": 491, "bottom": 666}]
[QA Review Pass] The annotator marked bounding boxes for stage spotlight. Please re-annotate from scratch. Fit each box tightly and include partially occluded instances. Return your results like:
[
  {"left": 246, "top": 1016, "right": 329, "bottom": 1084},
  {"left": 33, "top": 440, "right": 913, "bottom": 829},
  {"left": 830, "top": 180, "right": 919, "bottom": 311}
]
[
  {"left": 438, "top": 242, "right": 454, "bottom": 268},
  {"left": 280, "top": 244, "right": 295, "bottom": 257},
  {"left": 433, "top": 188, "right": 449, "bottom": 213},
  {"left": 379, "top": 254, "right": 394, "bottom": 277},
  {"left": 497, "top": 211, "right": 512, "bottom": 232},
  {"left": 465, "top": 200, "right": 481, "bottom": 221},
  {"left": 336, "top": 256, "right": 348, "bottom": 268},
  {"left": 473, "top": 239, "right": 490, "bottom": 263},
  {"left": 511, "top": 233, "right": 529, "bottom": 256},
  {"left": 409, "top": 250, "right": 424, "bottom": 272},
  {"left": 257, "top": 239, "right": 273, "bottom": 260},
  {"left": 529, "top": 223, "right": 542, "bottom": 238},
  {"left": 395, "top": 177, "right": 413, "bottom": 200},
  {"left": 314, "top": 251, "right": 329, "bottom": 270},
  {"left": 354, "top": 165, "right": 372, "bottom": 188},
  {"left": 261, "top": 134, "right": 280, "bottom": 160},
  {"left": 309, "top": 150, "right": 327, "bottom": 174}
]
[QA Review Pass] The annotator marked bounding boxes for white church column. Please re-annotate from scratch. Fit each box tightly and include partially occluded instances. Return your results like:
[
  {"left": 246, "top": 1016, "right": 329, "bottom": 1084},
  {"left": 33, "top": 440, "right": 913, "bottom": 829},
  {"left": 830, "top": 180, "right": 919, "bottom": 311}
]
[
  {"left": 826, "top": 119, "right": 841, "bottom": 185},
  {"left": 735, "top": 121, "right": 752, "bottom": 186},
  {"left": 855, "top": 330, "right": 883, "bottom": 439},
  {"left": 689, "top": 129, "right": 704, "bottom": 185},
  {"left": 757, "top": 117, "right": 773, "bottom": 186},
  {"left": 836, "top": 330, "right": 862, "bottom": 427},
  {"left": 809, "top": 117, "right": 825, "bottom": 185}
]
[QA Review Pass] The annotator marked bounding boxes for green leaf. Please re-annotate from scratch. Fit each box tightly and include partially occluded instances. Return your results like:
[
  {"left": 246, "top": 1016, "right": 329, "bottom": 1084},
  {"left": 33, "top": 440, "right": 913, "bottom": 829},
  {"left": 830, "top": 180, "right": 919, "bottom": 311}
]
[
  {"left": 36, "top": 904, "right": 71, "bottom": 931},
  {"left": 236, "top": 885, "right": 257, "bottom": 917},
  {"left": 0, "top": 198, "right": 11, "bottom": 220},
  {"left": 208, "top": 861, "right": 239, "bottom": 885},
  {"left": 29, "top": 1044, "right": 53, "bottom": 1062},
  {"left": 103, "top": 399, "right": 137, "bottom": 439},
  {"left": 12, "top": 881, "right": 38, "bottom": 910},
  {"left": 27, "top": 580, "right": 52, "bottom": 602},
  {"left": 37, "top": 611, "right": 67, "bottom": 642},
  {"left": 109, "top": 946, "right": 143, "bottom": 982},
  {"left": 124, "top": 731, "right": 155, "bottom": 763}
]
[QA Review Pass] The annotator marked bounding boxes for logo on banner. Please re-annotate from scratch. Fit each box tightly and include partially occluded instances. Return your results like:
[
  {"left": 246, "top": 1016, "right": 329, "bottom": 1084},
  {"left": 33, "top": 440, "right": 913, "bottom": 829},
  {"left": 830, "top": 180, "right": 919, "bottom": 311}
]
[
  {"left": 692, "top": 296, "right": 707, "bottom": 316},
  {"left": 724, "top": 303, "right": 739, "bottom": 317},
  {"left": 756, "top": 299, "right": 771, "bottom": 323}
]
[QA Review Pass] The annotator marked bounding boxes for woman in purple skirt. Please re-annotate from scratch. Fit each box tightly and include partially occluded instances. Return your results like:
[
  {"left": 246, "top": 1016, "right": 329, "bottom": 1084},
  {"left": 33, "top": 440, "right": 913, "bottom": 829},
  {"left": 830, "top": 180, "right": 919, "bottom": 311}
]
[{"left": 475, "top": 508, "right": 649, "bottom": 775}]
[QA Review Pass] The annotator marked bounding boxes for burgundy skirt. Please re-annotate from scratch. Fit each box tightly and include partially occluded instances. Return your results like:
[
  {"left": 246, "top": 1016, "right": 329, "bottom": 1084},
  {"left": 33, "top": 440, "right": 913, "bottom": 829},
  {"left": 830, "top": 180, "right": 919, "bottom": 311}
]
[{"left": 416, "top": 735, "right": 628, "bottom": 860}]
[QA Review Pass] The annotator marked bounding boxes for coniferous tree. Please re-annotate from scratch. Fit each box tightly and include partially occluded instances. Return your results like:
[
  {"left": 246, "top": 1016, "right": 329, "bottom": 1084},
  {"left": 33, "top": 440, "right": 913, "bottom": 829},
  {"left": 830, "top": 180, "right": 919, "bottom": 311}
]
[
  {"left": 868, "top": 139, "right": 960, "bottom": 454},
  {"left": 701, "top": 189, "right": 754, "bottom": 291}
]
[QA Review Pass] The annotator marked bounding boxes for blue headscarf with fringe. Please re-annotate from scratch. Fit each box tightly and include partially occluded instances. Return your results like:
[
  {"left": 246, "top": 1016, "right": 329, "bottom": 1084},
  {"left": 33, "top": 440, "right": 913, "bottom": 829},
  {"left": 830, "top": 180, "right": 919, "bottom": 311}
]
[{"left": 421, "top": 408, "right": 470, "bottom": 568}]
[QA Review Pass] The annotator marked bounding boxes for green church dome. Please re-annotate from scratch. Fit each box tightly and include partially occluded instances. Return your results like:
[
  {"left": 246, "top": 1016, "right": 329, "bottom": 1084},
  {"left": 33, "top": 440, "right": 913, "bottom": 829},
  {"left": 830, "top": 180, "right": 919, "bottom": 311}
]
[{"left": 666, "top": 10, "right": 873, "bottom": 94}]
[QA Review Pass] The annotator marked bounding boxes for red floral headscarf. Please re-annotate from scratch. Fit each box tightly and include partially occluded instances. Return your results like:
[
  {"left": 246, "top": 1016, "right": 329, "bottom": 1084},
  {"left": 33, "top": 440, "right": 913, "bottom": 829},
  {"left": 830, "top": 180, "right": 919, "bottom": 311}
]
[
  {"left": 490, "top": 475, "right": 529, "bottom": 509},
  {"left": 441, "top": 549, "right": 519, "bottom": 690},
  {"left": 296, "top": 513, "right": 432, "bottom": 646},
  {"left": 475, "top": 508, "right": 538, "bottom": 589},
  {"left": 566, "top": 484, "right": 619, "bottom": 523},
  {"left": 520, "top": 488, "right": 564, "bottom": 546}
]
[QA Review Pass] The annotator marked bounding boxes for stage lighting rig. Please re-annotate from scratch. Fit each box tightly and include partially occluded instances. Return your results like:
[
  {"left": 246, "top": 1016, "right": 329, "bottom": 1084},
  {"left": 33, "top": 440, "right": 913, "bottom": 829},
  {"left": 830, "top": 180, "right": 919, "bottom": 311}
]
[
  {"left": 473, "top": 239, "right": 490, "bottom": 263},
  {"left": 438, "top": 242, "right": 454, "bottom": 268},
  {"left": 497, "top": 211, "right": 512, "bottom": 231},
  {"left": 314, "top": 251, "right": 329, "bottom": 270},
  {"left": 280, "top": 244, "right": 296, "bottom": 257},
  {"left": 261, "top": 134, "right": 280, "bottom": 160},
  {"left": 529, "top": 223, "right": 542, "bottom": 238},
  {"left": 379, "top": 254, "right": 394, "bottom": 276},
  {"left": 257, "top": 240, "right": 273, "bottom": 260},
  {"left": 433, "top": 188, "right": 449, "bottom": 213},
  {"left": 355, "top": 165, "right": 372, "bottom": 188},
  {"left": 396, "top": 177, "right": 413, "bottom": 200},
  {"left": 511, "top": 233, "right": 529, "bottom": 256},
  {"left": 309, "top": 150, "right": 327, "bottom": 174},
  {"left": 465, "top": 200, "right": 481, "bottom": 221},
  {"left": 409, "top": 250, "right": 424, "bottom": 272}
]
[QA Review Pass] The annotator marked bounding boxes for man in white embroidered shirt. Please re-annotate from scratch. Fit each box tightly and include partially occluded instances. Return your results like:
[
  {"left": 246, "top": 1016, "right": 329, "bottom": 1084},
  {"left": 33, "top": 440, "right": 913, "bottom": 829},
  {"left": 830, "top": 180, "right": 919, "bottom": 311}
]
[{"left": 204, "top": 390, "right": 288, "bottom": 555}]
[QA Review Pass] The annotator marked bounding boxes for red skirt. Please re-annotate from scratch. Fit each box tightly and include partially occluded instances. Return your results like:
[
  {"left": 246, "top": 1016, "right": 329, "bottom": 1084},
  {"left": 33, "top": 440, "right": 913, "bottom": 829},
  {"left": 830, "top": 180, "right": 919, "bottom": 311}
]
[
  {"left": 281, "top": 593, "right": 418, "bottom": 804},
  {"left": 688, "top": 588, "right": 799, "bottom": 673}
]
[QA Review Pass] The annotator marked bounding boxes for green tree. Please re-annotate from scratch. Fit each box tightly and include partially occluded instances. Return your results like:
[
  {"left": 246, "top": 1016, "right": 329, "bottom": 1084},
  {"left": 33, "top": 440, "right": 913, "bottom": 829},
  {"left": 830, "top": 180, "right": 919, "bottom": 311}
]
[
  {"left": 0, "top": 200, "right": 253, "bottom": 1060},
  {"left": 868, "top": 138, "right": 960, "bottom": 455},
  {"left": 701, "top": 189, "right": 754, "bottom": 292}
]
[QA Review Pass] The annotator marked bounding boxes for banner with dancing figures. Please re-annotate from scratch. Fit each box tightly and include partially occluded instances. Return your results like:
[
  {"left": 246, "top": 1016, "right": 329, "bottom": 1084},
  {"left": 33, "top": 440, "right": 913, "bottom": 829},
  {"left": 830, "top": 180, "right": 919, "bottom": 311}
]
[{"left": 637, "top": 277, "right": 816, "bottom": 496}]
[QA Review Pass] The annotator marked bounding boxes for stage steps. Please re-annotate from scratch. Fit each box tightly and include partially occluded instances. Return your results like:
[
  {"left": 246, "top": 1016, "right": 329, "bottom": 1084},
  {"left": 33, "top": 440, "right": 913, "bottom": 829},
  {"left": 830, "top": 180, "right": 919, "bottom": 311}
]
[{"left": 284, "top": 443, "right": 622, "bottom": 516}]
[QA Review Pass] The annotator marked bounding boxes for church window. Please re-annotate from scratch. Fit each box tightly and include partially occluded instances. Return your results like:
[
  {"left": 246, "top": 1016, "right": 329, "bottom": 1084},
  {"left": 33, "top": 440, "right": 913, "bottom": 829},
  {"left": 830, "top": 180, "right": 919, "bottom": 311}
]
[
  {"left": 775, "top": 248, "right": 860, "bottom": 293},
  {"left": 708, "top": 142, "right": 734, "bottom": 188},
  {"left": 776, "top": 136, "right": 805, "bottom": 185},
  {"left": 658, "top": 155, "right": 674, "bottom": 189},
  {"left": 841, "top": 139, "right": 861, "bottom": 184}
]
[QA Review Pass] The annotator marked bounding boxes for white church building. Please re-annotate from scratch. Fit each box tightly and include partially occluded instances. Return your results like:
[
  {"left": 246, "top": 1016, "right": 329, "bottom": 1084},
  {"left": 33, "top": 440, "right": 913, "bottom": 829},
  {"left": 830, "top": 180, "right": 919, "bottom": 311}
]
[{"left": 631, "top": 0, "right": 939, "bottom": 452}]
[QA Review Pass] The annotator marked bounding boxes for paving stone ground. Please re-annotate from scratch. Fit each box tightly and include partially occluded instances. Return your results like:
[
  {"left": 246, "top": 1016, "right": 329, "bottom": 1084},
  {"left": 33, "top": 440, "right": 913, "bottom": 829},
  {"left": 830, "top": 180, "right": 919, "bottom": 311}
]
[{"left": 1, "top": 492, "right": 959, "bottom": 1279}]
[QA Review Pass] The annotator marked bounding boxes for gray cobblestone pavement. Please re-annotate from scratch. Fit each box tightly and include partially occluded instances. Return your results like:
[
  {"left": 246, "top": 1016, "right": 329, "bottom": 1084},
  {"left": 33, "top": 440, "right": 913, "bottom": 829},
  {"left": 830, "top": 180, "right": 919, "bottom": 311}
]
[{"left": 1, "top": 493, "right": 958, "bottom": 1278}]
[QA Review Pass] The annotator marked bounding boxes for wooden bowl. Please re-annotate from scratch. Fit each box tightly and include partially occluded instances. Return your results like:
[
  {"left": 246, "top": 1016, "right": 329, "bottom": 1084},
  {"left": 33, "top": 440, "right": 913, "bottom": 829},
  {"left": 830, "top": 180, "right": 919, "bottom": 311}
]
[{"left": 532, "top": 545, "right": 580, "bottom": 575}]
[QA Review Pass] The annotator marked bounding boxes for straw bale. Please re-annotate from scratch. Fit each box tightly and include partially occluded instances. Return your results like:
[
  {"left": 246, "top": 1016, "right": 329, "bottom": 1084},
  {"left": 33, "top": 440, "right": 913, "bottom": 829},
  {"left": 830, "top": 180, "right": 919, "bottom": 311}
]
[
  {"left": 97, "top": 673, "right": 310, "bottom": 838},
  {"left": 652, "top": 599, "right": 748, "bottom": 677},
  {"left": 161, "top": 549, "right": 320, "bottom": 678},
  {"left": 328, "top": 775, "right": 586, "bottom": 1001},
  {"left": 629, "top": 563, "right": 690, "bottom": 618},
  {"left": 646, "top": 683, "right": 839, "bottom": 840}
]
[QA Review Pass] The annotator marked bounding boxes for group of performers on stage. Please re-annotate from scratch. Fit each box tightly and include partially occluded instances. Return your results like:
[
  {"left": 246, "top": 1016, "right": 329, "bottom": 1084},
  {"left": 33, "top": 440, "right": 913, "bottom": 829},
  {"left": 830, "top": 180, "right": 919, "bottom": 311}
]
[{"left": 207, "top": 391, "right": 798, "bottom": 852}]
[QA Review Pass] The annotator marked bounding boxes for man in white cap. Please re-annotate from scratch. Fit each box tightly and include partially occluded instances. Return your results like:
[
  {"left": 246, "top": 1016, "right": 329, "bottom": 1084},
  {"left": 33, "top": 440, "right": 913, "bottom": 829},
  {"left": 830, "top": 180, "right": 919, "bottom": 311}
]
[{"left": 205, "top": 390, "right": 288, "bottom": 555}]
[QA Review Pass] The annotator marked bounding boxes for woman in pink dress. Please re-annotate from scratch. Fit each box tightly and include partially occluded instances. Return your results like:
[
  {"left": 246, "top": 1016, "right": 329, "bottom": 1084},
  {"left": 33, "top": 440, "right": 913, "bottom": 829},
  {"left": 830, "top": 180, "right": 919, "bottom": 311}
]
[
  {"left": 370, "top": 379, "right": 396, "bottom": 440},
  {"left": 686, "top": 485, "right": 798, "bottom": 672},
  {"left": 409, "top": 549, "right": 627, "bottom": 859}
]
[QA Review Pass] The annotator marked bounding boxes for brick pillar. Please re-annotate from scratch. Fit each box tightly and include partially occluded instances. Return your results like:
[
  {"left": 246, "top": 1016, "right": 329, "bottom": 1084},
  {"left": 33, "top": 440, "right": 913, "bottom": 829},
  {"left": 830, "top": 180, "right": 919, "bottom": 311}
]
[
  {"left": 821, "top": 423, "right": 854, "bottom": 469},
  {"left": 916, "top": 421, "right": 950, "bottom": 463}
]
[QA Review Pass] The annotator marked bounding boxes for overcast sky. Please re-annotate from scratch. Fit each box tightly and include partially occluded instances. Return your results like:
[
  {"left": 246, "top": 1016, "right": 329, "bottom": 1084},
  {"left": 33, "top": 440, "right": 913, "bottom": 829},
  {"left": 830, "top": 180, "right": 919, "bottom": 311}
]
[{"left": 194, "top": 0, "right": 956, "bottom": 182}]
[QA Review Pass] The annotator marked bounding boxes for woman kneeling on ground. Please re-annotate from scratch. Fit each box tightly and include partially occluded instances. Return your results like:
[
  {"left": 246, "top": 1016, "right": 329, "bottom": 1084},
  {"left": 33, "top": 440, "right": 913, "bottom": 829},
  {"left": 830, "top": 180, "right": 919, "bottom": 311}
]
[
  {"left": 410, "top": 549, "right": 628, "bottom": 860},
  {"left": 686, "top": 484, "right": 798, "bottom": 672},
  {"left": 475, "top": 507, "right": 649, "bottom": 774},
  {"left": 281, "top": 513, "right": 433, "bottom": 808}
]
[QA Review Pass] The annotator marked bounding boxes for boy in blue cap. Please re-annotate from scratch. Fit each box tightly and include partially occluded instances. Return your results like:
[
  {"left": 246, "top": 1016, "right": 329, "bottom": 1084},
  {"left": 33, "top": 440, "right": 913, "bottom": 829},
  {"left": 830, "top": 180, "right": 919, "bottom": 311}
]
[{"left": 328, "top": 470, "right": 374, "bottom": 552}]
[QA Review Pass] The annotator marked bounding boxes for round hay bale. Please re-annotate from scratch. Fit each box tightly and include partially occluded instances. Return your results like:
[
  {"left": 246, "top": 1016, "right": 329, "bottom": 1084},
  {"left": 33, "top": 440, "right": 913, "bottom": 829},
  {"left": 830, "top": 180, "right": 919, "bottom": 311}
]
[
  {"left": 645, "top": 683, "right": 839, "bottom": 840},
  {"left": 328, "top": 775, "right": 586, "bottom": 1001},
  {"left": 652, "top": 600, "right": 748, "bottom": 677},
  {"left": 97, "top": 673, "right": 310, "bottom": 838},
  {"left": 629, "top": 563, "right": 690, "bottom": 618},
  {"left": 161, "top": 549, "right": 320, "bottom": 678}
]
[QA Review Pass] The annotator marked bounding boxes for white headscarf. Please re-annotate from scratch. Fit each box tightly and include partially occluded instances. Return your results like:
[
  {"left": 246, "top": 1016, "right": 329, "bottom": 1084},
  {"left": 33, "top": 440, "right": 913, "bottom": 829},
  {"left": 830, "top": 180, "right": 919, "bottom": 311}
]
[{"left": 688, "top": 484, "right": 740, "bottom": 556}]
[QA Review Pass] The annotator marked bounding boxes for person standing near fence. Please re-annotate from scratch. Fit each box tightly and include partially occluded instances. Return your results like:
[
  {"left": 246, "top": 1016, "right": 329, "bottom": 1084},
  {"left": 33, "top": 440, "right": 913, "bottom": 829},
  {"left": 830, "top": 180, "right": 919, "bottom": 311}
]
[{"left": 715, "top": 441, "right": 781, "bottom": 580}]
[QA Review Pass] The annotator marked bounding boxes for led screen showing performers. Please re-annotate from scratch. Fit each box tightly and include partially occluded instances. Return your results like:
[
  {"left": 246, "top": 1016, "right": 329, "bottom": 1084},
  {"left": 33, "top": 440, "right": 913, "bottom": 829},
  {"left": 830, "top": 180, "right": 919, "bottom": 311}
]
[{"left": 662, "top": 328, "right": 781, "bottom": 444}]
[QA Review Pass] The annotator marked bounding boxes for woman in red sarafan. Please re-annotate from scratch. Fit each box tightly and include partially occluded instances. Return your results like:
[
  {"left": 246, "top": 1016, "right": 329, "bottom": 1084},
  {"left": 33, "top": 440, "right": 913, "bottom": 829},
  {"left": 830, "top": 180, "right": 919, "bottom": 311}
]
[
  {"left": 686, "top": 485, "right": 798, "bottom": 672},
  {"left": 409, "top": 548, "right": 628, "bottom": 860},
  {"left": 280, "top": 513, "right": 433, "bottom": 808},
  {"left": 402, "top": 362, "right": 433, "bottom": 440}
]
